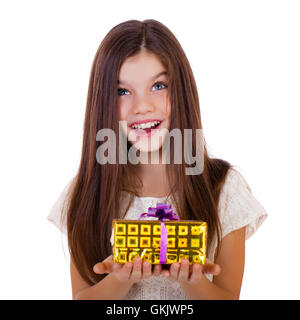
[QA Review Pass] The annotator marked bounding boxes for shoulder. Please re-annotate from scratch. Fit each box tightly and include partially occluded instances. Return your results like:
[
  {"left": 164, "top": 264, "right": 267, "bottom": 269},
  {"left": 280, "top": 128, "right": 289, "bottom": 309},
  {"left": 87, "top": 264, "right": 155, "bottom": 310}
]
[
  {"left": 219, "top": 167, "right": 257, "bottom": 206},
  {"left": 47, "top": 176, "right": 76, "bottom": 235},
  {"left": 223, "top": 167, "right": 251, "bottom": 190},
  {"left": 218, "top": 167, "right": 268, "bottom": 240}
]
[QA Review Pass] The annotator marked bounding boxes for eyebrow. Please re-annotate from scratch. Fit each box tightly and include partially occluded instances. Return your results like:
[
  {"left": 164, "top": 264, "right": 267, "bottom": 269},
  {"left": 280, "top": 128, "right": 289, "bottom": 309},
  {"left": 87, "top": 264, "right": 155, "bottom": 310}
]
[{"left": 117, "top": 70, "right": 168, "bottom": 85}]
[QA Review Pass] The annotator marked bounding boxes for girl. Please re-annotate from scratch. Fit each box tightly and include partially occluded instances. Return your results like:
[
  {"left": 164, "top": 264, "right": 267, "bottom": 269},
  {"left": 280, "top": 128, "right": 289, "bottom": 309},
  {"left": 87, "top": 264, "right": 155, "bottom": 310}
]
[{"left": 48, "top": 19, "right": 268, "bottom": 300}]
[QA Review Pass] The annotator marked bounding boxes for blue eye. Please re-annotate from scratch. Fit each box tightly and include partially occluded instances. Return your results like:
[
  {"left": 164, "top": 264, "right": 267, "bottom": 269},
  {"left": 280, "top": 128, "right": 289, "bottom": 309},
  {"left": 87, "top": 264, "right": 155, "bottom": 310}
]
[
  {"left": 152, "top": 82, "right": 167, "bottom": 91},
  {"left": 118, "top": 82, "right": 168, "bottom": 95},
  {"left": 118, "top": 88, "right": 129, "bottom": 96}
]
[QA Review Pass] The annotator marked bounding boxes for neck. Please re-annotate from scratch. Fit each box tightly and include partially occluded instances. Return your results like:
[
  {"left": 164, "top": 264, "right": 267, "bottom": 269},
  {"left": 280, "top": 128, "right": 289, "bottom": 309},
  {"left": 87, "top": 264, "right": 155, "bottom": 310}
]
[
  {"left": 136, "top": 151, "right": 170, "bottom": 198},
  {"left": 137, "top": 148, "right": 166, "bottom": 176}
]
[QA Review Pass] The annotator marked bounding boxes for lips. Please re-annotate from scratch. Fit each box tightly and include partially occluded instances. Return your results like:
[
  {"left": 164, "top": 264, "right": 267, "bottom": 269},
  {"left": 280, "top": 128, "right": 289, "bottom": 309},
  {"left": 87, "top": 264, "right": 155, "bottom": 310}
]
[
  {"left": 128, "top": 119, "right": 163, "bottom": 138},
  {"left": 128, "top": 119, "right": 162, "bottom": 128}
]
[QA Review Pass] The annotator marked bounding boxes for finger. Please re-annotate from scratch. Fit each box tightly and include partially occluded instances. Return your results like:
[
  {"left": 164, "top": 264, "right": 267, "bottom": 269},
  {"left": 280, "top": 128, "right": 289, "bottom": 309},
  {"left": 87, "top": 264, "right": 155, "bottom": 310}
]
[
  {"left": 130, "top": 257, "right": 142, "bottom": 283},
  {"left": 112, "top": 262, "right": 123, "bottom": 273},
  {"left": 142, "top": 260, "right": 152, "bottom": 279},
  {"left": 161, "top": 269, "right": 170, "bottom": 278},
  {"left": 202, "top": 263, "right": 221, "bottom": 276},
  {"left": 189, "top": 263, "right": 203, "bottom": 284},
  {"left": 93, "top": 261, "right": 113, "bottom": 274},
  {"left": 93, "top": 262, "right": 105, "bottom": 274},
  {"left": 115, "top": 262, "right": 132, "bottom": 282},
  {"left": 178, "top": 259, "right": 190, "bottom": 282},
  {"left": 168, "top": 262, "right": 180, "bottom": 281},
  {"left": 102, "top": 255, "right": 114, "bottom": 269},
  {"left": 204, "top": 258, "right": 221, "bottom": 275},
  {"left": 93, "top": 255, "right": 114, "bottom": 274},
  {"left": 153, "top": 264, "right": 162, "bottom": 276}
]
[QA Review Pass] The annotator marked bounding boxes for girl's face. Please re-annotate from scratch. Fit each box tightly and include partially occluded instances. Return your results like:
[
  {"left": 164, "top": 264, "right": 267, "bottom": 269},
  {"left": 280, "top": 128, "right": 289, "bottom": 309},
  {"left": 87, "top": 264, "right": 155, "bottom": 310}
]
[{"left": 118, "top": 49, "right": 171, "bottom": 153}]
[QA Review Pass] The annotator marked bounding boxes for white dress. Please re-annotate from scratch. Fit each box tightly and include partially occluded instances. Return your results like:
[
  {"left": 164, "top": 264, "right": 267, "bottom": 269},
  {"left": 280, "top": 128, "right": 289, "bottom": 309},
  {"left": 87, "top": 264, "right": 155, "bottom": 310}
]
[{"left": 47, "top": 167, "right": 268, "bottom": 300}]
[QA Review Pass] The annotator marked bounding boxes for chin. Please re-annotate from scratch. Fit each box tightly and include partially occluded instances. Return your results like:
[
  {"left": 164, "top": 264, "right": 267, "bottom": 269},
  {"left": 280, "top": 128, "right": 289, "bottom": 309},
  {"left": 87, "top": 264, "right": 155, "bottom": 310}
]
[
  {"left": 126, "top": 124, "right": 170, "bottom": 161},
  {"left": 129, "top": 137, "right": 162, "bottom": 153},
  {"left": 135, "top": 142, "right": 162, "bottom": 154}
]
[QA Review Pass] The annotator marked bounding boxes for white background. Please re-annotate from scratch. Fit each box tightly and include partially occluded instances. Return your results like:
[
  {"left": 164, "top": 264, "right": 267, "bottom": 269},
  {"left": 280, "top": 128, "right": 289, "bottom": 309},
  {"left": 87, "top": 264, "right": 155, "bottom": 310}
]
[{"left": 0, "top": 0, "right": 299, "bottom": 299}]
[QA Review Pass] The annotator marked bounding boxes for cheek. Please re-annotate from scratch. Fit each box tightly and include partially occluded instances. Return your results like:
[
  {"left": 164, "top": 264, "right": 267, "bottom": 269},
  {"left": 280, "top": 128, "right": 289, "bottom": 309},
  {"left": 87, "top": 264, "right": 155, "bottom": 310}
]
[
  {"left": 118, "top": 99, "right": 129, "bottom": 121},
  {"left": 163, "top": 92, "right": 171, "bottom": 117},
  {"left": 163, "top": 98, "right": 172, "bottom": 124},
  {"left": 166, "top": 102, "right": 171, "bottom": 119},
  {"left": 155, "top": 93, "right": 171, "bottom": 116}
]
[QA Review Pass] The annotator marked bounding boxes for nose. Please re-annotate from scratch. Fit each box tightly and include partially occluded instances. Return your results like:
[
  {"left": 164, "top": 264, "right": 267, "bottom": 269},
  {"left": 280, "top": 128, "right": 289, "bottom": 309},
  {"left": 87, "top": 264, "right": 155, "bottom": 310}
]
[{"left": 132, "top": 93, "right": 155, "bottom": 115}]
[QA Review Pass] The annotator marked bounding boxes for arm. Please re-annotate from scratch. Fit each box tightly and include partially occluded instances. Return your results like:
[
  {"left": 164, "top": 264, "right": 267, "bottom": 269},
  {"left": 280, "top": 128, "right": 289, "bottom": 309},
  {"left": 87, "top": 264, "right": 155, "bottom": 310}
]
[{"left": 162, "top": 226, "right": 246, "bottom": 300}]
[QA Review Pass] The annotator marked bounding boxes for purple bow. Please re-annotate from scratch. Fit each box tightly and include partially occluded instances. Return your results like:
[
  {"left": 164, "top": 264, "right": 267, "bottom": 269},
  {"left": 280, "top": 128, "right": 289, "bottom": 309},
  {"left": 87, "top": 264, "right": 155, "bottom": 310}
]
[{"left": 139, "top": 203, "right": 179, "bottom": 264}]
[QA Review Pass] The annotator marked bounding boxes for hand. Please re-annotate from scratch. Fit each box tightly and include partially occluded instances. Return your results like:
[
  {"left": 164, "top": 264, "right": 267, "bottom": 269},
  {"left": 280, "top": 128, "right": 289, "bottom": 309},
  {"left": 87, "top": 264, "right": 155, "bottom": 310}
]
[
  {"left": 161, "top": 258, "right": 221, "bottom": 285},
  {"left": 93, "top": 255, "right": 163, "bottom": 284}
]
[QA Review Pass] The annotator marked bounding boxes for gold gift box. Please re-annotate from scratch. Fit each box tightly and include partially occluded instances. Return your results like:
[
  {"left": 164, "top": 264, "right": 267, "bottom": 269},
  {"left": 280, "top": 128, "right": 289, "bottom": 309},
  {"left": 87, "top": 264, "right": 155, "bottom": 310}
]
[{"left": 112, "top": 220, "right": 207, "bottom": 265}]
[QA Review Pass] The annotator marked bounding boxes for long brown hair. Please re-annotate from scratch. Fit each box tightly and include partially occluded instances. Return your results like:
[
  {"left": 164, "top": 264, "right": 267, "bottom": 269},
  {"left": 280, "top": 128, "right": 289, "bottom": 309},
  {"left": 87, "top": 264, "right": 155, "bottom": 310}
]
[{"left": 65, "top": 19, "right": 233, "bottom": 285}]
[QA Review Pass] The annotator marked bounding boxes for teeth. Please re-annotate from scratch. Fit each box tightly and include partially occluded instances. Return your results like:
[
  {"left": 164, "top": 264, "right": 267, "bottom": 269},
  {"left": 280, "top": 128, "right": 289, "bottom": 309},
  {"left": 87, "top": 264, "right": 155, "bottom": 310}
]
[{"left": 131, "top": 121, "right": 161, "bottom": 130}]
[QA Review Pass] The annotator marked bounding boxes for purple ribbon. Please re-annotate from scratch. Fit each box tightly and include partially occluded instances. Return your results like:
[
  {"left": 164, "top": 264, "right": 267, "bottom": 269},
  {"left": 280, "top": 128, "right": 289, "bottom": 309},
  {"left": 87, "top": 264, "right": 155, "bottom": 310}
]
[{"left": 140, "top": 203, "right": 179, "bottom": 264}]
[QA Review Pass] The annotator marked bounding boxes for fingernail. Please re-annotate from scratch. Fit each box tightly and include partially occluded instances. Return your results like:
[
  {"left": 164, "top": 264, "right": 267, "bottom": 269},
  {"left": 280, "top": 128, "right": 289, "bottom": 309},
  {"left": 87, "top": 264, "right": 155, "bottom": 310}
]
[
  {"left": 93, "top": 266, "right": 98, "bottom": 273},
  {"left": 181, "top": 259, "right": 188, "bottom": 264}
]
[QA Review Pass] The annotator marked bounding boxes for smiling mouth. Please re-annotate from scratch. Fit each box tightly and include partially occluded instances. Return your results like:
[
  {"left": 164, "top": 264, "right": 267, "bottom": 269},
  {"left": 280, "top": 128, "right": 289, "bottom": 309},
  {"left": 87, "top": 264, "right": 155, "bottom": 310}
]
[
  {"left": 129, "top": 121, "right": 163, "bottom": 136},
  {"left": 129, "top": 121, "right": 162, "bottom": 132}
]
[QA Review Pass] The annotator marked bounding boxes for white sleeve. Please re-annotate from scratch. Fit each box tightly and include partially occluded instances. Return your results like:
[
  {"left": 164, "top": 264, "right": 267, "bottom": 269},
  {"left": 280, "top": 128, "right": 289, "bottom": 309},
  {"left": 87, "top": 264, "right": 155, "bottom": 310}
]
[
  {"left": 218, "top": 168, "right": 268, "bottom": 240},
  {"left": 47, "top": 177, "right": 75, "bottom": 235}
]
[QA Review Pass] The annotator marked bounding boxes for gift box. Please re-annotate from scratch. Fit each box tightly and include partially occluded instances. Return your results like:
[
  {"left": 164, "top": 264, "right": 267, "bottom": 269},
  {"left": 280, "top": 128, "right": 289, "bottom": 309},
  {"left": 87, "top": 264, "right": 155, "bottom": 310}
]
[{"left": 112, "top": 203, "right": 207, "bottom": 265}]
